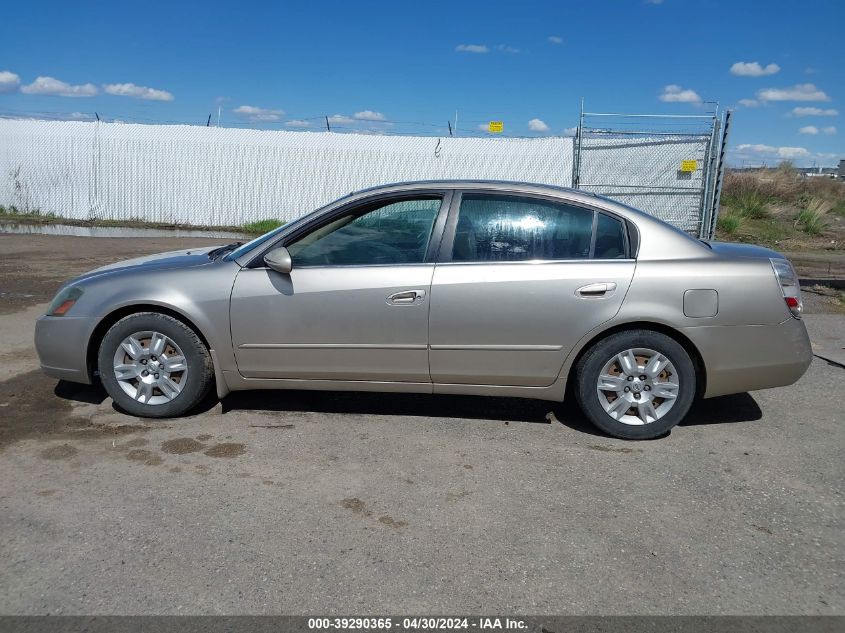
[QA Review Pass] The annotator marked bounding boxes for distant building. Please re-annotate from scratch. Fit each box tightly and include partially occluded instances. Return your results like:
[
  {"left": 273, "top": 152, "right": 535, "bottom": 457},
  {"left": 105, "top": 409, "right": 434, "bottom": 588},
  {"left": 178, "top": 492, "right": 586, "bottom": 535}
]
[{"left": 840, "top": 159, "right": 845, "bottom": 178}]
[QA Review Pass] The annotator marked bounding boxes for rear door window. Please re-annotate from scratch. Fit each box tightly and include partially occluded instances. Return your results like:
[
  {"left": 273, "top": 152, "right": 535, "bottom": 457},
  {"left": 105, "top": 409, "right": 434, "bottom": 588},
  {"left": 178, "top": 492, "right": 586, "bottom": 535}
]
[{"left": 450, "top": 194, "right": 595, "bottom": 262}]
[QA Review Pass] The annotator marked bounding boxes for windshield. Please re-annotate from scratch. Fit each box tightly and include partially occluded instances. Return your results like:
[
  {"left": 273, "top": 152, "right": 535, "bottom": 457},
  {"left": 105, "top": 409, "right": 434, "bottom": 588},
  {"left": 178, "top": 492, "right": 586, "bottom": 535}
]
[{"left": 223, "top": 225, "right": 287, "bottom": 261}]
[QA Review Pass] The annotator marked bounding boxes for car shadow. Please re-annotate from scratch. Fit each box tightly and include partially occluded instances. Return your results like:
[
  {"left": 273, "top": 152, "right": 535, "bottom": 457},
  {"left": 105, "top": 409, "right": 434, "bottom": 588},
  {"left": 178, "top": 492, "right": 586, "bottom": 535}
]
[
  {"left": 52, "top": 380, "right": 762, "bottom": 436},
  {"left": 679, "top": 392, "right": 762, "bottom": 426},
  {"left": 54, "top": 379, "right": 108, "bottom": 405}
]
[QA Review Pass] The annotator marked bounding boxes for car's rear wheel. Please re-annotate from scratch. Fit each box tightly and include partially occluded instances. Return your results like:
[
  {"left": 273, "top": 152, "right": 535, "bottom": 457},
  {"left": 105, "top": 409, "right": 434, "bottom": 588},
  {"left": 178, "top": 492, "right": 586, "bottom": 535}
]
[
  {"left": 575, "top": 330, "right": 696, "bottom": 439},
  {"left": 97, "top": 312, "right": 214, "bottom": 418}
]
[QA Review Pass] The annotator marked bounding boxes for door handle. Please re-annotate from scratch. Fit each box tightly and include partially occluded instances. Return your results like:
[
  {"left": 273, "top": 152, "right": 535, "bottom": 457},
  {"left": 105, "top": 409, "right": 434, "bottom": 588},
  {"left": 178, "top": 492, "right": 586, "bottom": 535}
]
[
  {"left": 386, "top": 289, "right": 426, "bottom": 305},
  {"left": 576, "top": 282, "right": 617, "bottom": 297}
]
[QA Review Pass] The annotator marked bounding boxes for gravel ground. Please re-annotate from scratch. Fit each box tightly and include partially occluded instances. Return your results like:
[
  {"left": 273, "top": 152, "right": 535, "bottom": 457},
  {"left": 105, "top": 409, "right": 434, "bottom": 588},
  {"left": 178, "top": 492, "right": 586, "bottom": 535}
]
[{"left": 0, "top": 233, "right": 842, "bottom": 615}]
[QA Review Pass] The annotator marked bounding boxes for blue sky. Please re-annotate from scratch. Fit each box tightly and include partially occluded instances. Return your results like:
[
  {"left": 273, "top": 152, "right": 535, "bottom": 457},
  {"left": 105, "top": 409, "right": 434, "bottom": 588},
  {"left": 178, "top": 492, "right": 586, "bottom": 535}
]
[{"left": 1, "top": 0, "right": 842, "bottom": 165}]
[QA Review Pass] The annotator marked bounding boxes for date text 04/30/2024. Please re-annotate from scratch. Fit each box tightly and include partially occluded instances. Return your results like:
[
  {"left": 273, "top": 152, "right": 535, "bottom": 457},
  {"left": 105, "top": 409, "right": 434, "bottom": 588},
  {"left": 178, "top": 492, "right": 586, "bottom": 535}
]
[{"left": 307, "top": 618, "right": 528, "bottom": 630}]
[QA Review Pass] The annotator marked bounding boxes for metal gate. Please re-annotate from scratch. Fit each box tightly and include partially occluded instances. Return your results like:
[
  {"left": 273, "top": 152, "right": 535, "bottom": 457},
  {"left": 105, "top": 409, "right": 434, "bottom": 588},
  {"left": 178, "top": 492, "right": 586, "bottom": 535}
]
[{"left": 572, "top": 106, "right": 731, "bottom": 238}]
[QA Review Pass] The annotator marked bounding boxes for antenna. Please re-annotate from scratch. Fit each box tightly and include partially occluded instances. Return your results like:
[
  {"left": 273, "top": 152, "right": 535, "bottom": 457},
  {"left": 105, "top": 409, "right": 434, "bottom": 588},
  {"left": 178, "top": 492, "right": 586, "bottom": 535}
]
[{"left": 217, "top": 106, "right": 221, "bottom": 127}]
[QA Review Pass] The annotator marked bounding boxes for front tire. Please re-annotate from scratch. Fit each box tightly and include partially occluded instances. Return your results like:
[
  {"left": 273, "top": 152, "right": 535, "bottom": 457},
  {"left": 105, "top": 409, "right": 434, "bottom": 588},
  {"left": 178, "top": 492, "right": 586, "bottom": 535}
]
[
  {"left": 574, "top": 330, "right": 696, "bottom": 440},
  {"left": 97, "top": 312, "right": 214, "bottom": 418}
]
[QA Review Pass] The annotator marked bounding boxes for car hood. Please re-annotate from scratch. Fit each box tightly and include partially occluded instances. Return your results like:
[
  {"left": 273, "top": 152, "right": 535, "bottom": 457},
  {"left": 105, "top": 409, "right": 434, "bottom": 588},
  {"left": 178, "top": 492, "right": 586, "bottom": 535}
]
[
  {"left": 706, "top": 241, "right": 785, "bottom": 261},
  {"left": 71, "top": 246, "right": 220, "bottom": 285}
]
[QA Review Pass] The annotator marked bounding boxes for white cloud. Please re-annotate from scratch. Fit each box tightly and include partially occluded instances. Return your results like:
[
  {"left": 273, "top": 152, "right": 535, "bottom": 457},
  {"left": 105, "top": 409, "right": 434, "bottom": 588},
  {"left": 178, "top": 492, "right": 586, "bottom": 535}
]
[
  {"left": 233, "top": 105, "right": 284, "bottom": 121},
  {"left": 0, "top": 70, "right": 21, "bottom": 93},
  {"left": 547, "top": 36, "right": 563, "bottom": 44},
  {"left": 353, "top": 110, "right": 387, "bottom": 121},
  {"left": 103, "top": 82, "right": 174, "bottom": 101},
  {"left": 21, "top": 76, "right": 98, "bottom": 97},
  {"left": 799, "top": 126, "right": 819, "bottom": 135},
  {"left": 285, "top": 119, "right": 311, "bottom": 128},
  {"left": 757, "top": 83, "right": 830, "bottom": 102},
  {"left": 327, "top": 114, "right": 355, "bottom": 125},
  {"left": 790, "top": 106, "right": 838, "bottom": 116},
  {"left": 736, "top": 143, "right": 811, "bottom": 159},
  {"left": 738, "top": 98, "right": 760, "bottom": 108},
  {"left": 730, "top": 61, "right": 780, "bottom": 77},
  {"left": 644, "top": 0, "right": 664, "bottom": 4},
  {"left": 69, "top": 112, "right": 93, "bottom": 120},
  {"left": 822, "top": 126, "right": 837, "bottom": 135},
  {"left": 528, "top": 118, "right": 550, "bottom": 132},
  {"left": 456, "top": 44, "right": 489, "bottom": 53},
  {"left": 496, "top": 44, "right": 520, "bottom": 54},
  {"left": 563, "top": 126, "right": 578, "bottom": 136},
  {"left": 659, "top": 84, "right": 702, "bottom": 103}
]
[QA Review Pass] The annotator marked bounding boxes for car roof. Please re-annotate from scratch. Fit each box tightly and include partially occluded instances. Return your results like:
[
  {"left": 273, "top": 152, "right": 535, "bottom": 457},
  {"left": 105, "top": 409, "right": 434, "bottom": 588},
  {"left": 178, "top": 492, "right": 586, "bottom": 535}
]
[{"left": 350, "top": 179, "right": 597, "bottom": 198}]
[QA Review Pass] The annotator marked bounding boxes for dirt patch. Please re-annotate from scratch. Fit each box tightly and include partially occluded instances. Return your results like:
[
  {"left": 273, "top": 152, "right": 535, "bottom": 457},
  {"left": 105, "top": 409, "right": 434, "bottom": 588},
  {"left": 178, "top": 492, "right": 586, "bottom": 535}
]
[
  {"left": 196, "top": 434, "right": 213, "bottom": 441},
  {"left": 587, "top": 444, "right": 642, "bottom": 454},
  {"left": 0, "top": 370, "right": 149, "bottom": 451},
  {"left": 39, "top": 444, "right": 78, "bottom": 460},
  {"left": 445, "top": 490, "right": 472, "bottom": 503},
  {"left": 203, "top": 442, "right": 245, "bottom": 458},
  {"left": 463, "top": 464, "right": 473, "bottom": 469},
  {"left": 36, "top": 489, "right": 59, "bottom": 496},
  {"left": 169, "top": 466, "right": 182, "bottom": 473},
  {"left": 126, "top": 449, "right": 163, "bottom": 466},
  {"left": 378, "top": 515, "right": 407, "bottom": 528},
  {"left": 161, "top": 438, "right": 206, "bottom": 455},
  {"left": 341, "top": 497, "right": 373, "bottom": 517},
  {"left": 752, "top": 524, "right": 773, "bottom": 535}
]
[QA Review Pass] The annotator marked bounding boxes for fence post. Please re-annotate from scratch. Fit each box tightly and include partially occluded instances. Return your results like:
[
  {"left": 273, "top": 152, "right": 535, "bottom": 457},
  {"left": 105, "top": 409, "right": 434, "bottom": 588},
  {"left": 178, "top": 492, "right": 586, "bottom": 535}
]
[
  {"left": 571, "top": 99, "right": 583, "bottom": 189},
  {"left": 707, "top": 109, "right": 733, "bottom": 240}
]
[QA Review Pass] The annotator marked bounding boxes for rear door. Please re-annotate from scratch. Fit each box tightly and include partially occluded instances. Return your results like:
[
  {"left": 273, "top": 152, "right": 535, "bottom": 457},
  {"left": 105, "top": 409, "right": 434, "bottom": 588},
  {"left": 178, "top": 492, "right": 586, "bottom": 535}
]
[
  {"left": 230, "top": 192, "right": 450, "bottom": 382},
  {"left": 428, "top": 191, "right": 636, "bottom": 387}
]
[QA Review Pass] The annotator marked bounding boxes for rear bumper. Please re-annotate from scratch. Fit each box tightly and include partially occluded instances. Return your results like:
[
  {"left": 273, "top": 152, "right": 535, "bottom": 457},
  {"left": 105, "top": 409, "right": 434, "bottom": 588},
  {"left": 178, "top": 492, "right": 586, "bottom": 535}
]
[
  {"left": 34, "top": 315, "right": 96, "bottom": 384},
  {"left": 683, "top": 317, "right": 813, "bottom": 398}
]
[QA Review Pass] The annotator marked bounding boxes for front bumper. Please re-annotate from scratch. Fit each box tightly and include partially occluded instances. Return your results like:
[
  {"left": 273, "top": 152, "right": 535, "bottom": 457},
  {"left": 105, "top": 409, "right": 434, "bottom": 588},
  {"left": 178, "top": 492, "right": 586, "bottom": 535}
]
[
  {"left": 34, "top": 314, "right": 98, "bottom": 384},
  {"left": 683, "top": 317, "right": 813, "bottom": 398}
]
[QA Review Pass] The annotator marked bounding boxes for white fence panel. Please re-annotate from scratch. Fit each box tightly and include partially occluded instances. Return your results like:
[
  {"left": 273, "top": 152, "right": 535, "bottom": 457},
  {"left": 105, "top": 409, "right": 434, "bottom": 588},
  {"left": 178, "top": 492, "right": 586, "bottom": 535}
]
[{"left": 0, "top": 120, "right": 574, "bottom": 226}]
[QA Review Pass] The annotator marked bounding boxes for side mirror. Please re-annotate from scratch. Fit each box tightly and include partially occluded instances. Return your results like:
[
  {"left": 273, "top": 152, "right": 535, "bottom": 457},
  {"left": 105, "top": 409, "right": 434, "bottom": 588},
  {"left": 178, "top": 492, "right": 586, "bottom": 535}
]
[{"left": 264, "top": 246, "right": 293, "bottom": 274}]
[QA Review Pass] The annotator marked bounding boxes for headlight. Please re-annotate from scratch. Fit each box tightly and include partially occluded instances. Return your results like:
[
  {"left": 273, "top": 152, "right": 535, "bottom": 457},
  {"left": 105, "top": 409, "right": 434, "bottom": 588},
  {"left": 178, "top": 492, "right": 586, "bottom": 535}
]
[{"left": 47, "top": 286, "right": 84, "bottom": 316}]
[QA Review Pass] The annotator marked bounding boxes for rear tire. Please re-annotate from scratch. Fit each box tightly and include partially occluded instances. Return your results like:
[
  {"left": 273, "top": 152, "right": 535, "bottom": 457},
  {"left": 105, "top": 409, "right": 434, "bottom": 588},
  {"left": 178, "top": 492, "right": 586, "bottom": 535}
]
[
  {"left": 97, "top": 312, "right": 214, "bottom": 418},
  {"left": 574, "top": 329, "right": 696, "bottom": 440}
]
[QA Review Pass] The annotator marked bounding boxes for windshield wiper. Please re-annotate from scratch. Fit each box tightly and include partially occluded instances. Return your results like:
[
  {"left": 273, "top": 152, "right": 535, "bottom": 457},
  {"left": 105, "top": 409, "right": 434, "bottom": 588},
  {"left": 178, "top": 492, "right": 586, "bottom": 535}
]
[{"left": 208, "top": 242, "right": 243, "bottom": 260}]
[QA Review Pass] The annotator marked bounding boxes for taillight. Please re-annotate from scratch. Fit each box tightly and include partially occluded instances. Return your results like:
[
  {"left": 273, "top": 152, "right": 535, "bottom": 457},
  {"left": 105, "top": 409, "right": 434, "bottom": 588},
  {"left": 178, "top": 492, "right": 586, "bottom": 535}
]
[{"left": 770, "top": 258, "right": 802, "bottom": 319}]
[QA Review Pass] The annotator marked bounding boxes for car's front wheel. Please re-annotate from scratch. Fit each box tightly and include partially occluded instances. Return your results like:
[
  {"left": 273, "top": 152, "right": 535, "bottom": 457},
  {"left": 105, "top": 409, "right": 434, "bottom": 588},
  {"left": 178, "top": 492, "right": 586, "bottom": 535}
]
[
  {"left": 97, "top": 312, "right": 214, "bottom": 418},
  {"left": 574, "top": 330, "right": 696, "bottom": 439}
]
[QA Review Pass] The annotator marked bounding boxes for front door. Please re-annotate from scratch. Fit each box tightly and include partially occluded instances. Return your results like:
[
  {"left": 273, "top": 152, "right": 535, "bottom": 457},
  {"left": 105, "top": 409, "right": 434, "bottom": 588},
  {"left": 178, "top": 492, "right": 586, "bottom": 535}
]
[
  {"left": 230, "top": 194, "right": 447, "bottom": 382},
  {"left": 429, "top": 192, "right": 636, "bottom": 387}
]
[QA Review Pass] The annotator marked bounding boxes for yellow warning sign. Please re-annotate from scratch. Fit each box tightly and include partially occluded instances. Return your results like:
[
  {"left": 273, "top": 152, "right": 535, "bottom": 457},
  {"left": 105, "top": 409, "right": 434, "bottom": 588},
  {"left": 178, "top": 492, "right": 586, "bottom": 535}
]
[
  {"left": 680, "top": 159, "right": 698, "bottom": 172},
  {"left": 488, "top": 121, "right": 504, "bottom": 133}
]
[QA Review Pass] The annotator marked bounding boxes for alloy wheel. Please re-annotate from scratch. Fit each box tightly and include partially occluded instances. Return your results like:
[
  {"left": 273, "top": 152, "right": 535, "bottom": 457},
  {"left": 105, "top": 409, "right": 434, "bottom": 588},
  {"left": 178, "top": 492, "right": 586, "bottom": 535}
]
[
  {"left": 595, "top": 347, "right": 680, "bottom": 426},
  {"left": 112, "top": 330, "right": 188, "bottom": 405}
]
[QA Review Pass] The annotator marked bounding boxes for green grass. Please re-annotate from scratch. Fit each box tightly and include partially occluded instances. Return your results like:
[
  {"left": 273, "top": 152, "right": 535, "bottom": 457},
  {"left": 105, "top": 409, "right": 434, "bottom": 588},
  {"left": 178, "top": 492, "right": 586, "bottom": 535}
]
[
  {"left": 716, "top": 212, "right": 743, "bottom": 236},
  {"left": 242, "top": 219, "right": 285, "bottom": 234},
  {"left": 795, "top": 198, "right": 831, "bottom": 236},
  {"left": 0, "top": 205, "right": 58, "bottom": 220},
  {"left": 722, "top": 190, "right": 770, "bottom": 219},
  {"left": 831, "top": 199, "right": 845, "bottom": 218}
]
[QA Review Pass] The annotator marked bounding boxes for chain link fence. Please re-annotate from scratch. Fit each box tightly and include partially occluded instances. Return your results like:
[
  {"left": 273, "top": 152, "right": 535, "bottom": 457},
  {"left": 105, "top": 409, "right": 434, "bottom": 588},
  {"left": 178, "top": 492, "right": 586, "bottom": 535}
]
[
  {"left": 573, "top": 110, "right": 728, "bottom": 237},
  {"left": 0, "top": 114, "right": 728, "bottom": 233}
]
